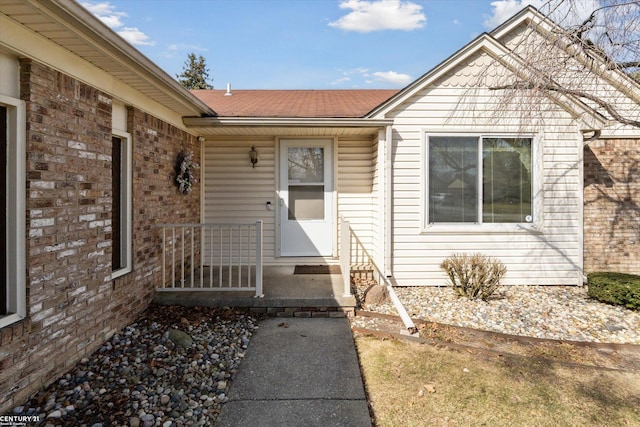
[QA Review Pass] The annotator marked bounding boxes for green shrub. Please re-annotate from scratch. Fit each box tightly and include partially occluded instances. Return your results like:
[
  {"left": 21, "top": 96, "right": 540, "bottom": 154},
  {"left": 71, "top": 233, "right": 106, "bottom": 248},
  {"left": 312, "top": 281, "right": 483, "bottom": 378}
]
[
  {"left": 440, "top": 253, "right": 506, "bottom": 301},
  {"left": 587, "top": 272, "right": 640, "bottom": 310}
]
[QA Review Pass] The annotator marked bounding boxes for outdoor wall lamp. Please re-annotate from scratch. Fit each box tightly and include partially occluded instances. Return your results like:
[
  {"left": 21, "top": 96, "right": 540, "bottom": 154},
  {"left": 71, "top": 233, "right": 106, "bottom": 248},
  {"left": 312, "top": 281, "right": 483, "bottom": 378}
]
[{"left": 249, "top": 146, "right": 258, "bottom": 168}]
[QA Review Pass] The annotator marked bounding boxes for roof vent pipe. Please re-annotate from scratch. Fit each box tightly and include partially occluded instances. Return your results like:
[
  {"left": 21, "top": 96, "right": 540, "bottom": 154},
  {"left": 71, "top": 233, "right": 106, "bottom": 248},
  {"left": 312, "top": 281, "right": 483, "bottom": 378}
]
[{"left": 225, "top": 83, "right": 232, "bottom": 96}]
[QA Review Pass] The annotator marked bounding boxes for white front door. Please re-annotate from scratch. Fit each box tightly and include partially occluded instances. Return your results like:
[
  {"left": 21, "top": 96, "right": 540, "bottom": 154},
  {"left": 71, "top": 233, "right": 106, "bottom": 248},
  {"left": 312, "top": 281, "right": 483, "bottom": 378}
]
[{"left": 280, "top": 139, "right": 334, "bottom": 256}]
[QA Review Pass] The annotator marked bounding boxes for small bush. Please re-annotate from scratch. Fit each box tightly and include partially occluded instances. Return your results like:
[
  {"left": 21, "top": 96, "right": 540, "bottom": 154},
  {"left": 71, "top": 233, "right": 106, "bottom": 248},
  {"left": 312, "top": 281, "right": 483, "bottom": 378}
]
[
  {"left": 587, "top": 272, "right": 640, "bottom": 310},
  {"left": 440, "top": 253, "right": 506, "bottom": 301}
]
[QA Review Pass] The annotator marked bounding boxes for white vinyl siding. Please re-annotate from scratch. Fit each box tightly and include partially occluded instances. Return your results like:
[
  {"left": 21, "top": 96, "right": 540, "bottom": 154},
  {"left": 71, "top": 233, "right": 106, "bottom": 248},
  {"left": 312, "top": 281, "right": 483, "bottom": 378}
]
[
  {"left": 337, "top": 137, "right": 376, "bottom": 263},
  {"left": 203, "top": 138, "right": 277, "bottom": 261},
  {"left": 385, "top": 55, "right": 583, "bottom": 286},
  {"left": 498, "top": 22, "right": 640, "bottom": 131},
  {"left": 203, "top": 136, "right": 378, "bottom": 264}
]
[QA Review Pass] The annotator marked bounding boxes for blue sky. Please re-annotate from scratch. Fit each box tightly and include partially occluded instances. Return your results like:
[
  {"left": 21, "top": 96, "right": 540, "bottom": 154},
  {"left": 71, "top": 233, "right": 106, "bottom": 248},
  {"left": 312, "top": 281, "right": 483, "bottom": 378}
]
[{"left": 80, "top": 0, "right": 548, "bottom": 90}]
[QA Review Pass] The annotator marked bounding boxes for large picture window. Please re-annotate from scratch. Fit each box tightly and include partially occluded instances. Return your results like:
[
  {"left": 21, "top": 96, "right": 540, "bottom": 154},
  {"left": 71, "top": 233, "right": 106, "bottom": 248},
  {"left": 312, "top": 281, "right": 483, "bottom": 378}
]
[{"left": 427, "top": 135, "right": 532, "bottom": 224}]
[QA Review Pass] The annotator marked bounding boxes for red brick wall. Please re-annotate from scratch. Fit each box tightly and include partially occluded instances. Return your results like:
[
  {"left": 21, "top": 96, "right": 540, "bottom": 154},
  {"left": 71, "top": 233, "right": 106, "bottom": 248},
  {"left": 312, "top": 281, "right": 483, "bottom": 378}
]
[
  {"left": 0, "top": 59, "right": 200, "bottom": 411},
  {"left": 584, "top": 139, "right": 640, "bottom": 274}
]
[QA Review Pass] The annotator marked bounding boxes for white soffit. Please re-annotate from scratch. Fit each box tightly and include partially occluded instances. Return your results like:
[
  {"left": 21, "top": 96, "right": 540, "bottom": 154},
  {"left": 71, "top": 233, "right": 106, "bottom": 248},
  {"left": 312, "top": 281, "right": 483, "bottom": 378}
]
[{"left": 0, "top": 0, "right": 213, "bottom": 117}]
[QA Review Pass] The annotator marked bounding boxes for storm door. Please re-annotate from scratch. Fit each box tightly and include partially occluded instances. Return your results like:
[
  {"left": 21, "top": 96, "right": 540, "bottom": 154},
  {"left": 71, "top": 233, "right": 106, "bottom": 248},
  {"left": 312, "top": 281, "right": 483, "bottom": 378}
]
[{"left": 279, "top": 139, "right": 333, "bottom": 256}]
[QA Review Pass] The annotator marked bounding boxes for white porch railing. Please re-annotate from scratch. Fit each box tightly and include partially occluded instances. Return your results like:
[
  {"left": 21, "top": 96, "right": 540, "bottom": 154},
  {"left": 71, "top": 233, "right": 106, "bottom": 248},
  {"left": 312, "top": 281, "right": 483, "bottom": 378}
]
[{"left": 156, "top": 221, "right": 263, "bottom": 297}]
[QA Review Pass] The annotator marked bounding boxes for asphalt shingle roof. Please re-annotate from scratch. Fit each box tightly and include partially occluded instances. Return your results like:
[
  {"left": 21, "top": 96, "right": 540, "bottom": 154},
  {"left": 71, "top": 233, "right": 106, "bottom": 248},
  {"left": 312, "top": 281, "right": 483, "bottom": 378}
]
[{"left": 191, "top": 89, "right": 399, "bottom": 118}]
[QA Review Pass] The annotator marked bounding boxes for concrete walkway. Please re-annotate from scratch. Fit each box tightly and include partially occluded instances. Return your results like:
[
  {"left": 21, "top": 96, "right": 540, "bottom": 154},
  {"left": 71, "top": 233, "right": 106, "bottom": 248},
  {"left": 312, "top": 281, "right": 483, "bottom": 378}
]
[{"left": 215, "top": 317, "right": 372, "bottom": 427}]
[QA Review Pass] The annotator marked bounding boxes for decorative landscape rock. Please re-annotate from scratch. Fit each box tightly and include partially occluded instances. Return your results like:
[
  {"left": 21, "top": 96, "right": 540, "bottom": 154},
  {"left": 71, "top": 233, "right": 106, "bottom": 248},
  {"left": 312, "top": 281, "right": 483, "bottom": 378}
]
[
  {"left": 167, "top": 328, "right": 193, "bottom": 348},
  {"left": 357, "top": 285, "right": 640, "bottom": 344},
  {"left": 12, "top": 306, "right": 260, "bottom": 426},
  {"left": 364, "top": 285, "right": 389, "bottom": 306}
]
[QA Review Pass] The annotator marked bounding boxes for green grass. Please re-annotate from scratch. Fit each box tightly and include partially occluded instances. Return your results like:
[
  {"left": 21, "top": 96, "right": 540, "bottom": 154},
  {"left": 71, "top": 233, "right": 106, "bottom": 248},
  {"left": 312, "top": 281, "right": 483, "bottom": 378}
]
[{"left": 356, "top": 336, "right": 640, "bottom": 427}]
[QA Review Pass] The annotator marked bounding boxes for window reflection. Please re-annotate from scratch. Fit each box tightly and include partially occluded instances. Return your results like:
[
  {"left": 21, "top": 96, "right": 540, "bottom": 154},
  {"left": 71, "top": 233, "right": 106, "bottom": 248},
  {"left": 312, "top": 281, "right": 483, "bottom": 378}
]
[{"left": 288, "top": 147, "right": 324, "bottom": 183}]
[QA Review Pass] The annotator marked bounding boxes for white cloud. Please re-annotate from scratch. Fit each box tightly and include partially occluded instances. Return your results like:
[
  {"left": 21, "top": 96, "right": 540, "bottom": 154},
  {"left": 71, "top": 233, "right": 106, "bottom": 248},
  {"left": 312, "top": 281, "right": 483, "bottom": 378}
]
[
  {"left": 331, "top": 68, "right": 364, "bottom": 85},
  {"left": 483, "top": 0, "right": 601, "bottom": 29},
  {"left": 162, "top": 43, "right": 208, "bottom": 58},
  {"left": 452, "top": 18, "right": 460, "bottom": 25},
  {"left": 118, "top": 27, "right": 154, "bottom": 46},
  {"left": 98, "top": 14, "right": 125, "bottom": 29},
  {"left": 331, "top": 76, "right": 351, "bottom": 85},
  {"left": 81, "top": 2, "right": 126, "bottom": 27},
  {"left": 350, "top": 67, "right": 371, "bottom": 76},
  {"left": 81, "top": 1, "right": 124, "bottom": 18},
  {"left": 81, "top": 2, "right": 155, "bottom": 46},
  {"left": 329, "top": 0, "right": 426, "bottom": 32},
  {"left": 331, "top": 67, "right": 411, "bottom": 86},
  {"left": 372, "top": 70, "right": 413, "bottom": 85},
  {"left": 483, "top": 0, "right": 545, "bottom": 29}
]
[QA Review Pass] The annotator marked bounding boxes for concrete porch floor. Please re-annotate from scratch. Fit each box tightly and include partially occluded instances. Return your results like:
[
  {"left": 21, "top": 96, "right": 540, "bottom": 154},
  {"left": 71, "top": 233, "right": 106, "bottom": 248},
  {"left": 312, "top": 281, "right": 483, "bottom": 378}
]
[{"left": 152, "top": 266, "right": 357, "bottom": 313}]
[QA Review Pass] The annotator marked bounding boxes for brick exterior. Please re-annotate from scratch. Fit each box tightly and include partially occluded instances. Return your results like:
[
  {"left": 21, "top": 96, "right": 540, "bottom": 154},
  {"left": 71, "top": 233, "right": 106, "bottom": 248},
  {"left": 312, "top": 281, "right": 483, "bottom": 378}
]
[
  {"left": 0, "top": 60, "right": 200, "bottom": 412},
  {"left": 584, "top": 139, "right": 640, "bottom": 274}
]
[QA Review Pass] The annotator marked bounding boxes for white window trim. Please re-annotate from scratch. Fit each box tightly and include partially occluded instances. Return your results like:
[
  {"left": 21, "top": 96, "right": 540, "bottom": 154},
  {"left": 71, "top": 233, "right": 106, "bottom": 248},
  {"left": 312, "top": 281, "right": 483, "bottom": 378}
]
[
  {"left": 421, "top": 131, "right": 543, "bottom": 235},
  {"left": 111, "top": 130, "right": 133, "bottom": 279},
  {"left": 1, "top": 94, "right": 26, "bottom": 328}
]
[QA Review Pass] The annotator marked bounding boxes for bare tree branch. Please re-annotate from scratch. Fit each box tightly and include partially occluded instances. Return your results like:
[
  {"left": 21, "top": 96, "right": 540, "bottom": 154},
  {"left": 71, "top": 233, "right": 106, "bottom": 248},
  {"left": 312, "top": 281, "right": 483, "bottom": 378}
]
[
  {"left": 490, "top": 81, "right": 640, "bottom": 128},
  {"left": 469, "top": 0, "right": 640, "bottom": 130},
  {"left": 612, "top": 61, "right": 640, "bottom": 69}
]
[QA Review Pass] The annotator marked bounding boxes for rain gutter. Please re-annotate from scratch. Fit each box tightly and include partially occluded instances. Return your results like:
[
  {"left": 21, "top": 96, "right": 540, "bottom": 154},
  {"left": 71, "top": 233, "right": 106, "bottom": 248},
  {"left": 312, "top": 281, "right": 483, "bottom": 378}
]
[
  {"left": 183, "top": 117, "right": 394, "bottom": 127},
  {"left": 40, "top": 0, "right": 215, "bottom": 116}
]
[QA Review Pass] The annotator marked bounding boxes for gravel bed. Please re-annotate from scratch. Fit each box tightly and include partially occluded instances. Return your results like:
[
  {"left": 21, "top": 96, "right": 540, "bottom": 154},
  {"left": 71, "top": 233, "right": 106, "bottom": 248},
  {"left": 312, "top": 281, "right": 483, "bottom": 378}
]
[
  {"left": 361, "top": 286, "right": 640, "bottom": 344},
  {"left": 10, "top": 285, "right": 639, "bottom": 425},
  {"left": 12, "top": 306, "right": 260, "bottom": 427}
]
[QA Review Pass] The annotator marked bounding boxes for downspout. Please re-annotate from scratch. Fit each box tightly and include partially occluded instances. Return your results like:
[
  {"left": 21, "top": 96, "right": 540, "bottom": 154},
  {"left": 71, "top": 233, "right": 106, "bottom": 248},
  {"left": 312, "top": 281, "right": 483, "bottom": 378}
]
[
  {"left": 377, "top": 129, "right": 386, "bottom": 271},
  {"left": 384, "top": 124, "right": 393, "bottom": 278},
  {"left": 580, "top": 129, "right": 600, "bottom": 285},
  {"left": 582, "top": 129, "right": 601, "bottom": 144},
  {"left": 383, "top": 124, "right": 417, "bottom": 335},
  {"left": 371, "top": 124, "right": 417, "bottom": 335},
  {"left": 198, "top": 136, "right": 206, "bottom": 224}
]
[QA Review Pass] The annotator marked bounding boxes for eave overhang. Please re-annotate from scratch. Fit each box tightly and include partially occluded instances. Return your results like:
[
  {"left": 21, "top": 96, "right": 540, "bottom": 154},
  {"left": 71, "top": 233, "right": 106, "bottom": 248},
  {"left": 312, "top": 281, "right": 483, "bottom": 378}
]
[
  {"left": 1, "top": 0, "right": 215, "bottom": 117},
  {"left": 367, "top": 31, "right": 610, "bottom": 132},
  {"left": 183, "top": 116, "right": 394, "bottom": 138},
  {"left": 183, "top": 116, "right": 394, "bottom": 127}
]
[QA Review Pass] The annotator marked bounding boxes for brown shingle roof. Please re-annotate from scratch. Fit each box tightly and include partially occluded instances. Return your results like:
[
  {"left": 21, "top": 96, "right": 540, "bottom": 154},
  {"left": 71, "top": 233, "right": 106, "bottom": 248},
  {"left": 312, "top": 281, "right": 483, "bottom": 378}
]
[{"left": 192, "top": 89, "right": 399, "bottom": 118}]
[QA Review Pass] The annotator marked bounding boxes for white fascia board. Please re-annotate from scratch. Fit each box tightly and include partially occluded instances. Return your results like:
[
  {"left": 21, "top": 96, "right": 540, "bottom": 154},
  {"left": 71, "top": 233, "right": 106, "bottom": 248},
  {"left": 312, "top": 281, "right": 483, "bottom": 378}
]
[
  {"left": 367, "top": 34, "right": 508, "bottom": 118},
  {"left": 491, "top": 5, "right": 640, "bottom": 108},
  {"left": 537, "top": 32, "right": 640, "bottom": 107},
  {"left": 599, "top": 126, "right": 640, "bottom": 139},
  {"left": 0, "top": 13, "right": 191, "bottom": 131},
  {"left": 36, "top": 0, "right": 214, "bottom": 116},
  {"left": 183, "top": 117, "right": 394, "bottom": 127},
  {"left": 487, "top": 40, "right": 608, "bottom": 128},
  {"left": 489, "top": 6, "right": 548, "bottom": 41},
  {"left": 369, "top": 31, "right": 608, "bottom": 130}
]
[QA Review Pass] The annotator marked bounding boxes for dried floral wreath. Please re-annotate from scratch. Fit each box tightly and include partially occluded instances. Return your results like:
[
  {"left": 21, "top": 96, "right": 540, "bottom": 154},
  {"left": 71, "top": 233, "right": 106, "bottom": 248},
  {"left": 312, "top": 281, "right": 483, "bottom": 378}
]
[{"left": 175, "top": 149, "right": 199, "bottom": 194}]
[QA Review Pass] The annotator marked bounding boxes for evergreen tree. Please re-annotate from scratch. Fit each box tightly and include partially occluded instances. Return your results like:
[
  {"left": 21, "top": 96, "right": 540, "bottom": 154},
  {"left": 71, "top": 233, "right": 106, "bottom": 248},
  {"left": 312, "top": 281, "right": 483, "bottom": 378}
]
[{"left": 176, "top": 53, "right": 213, "bottom": 90}]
